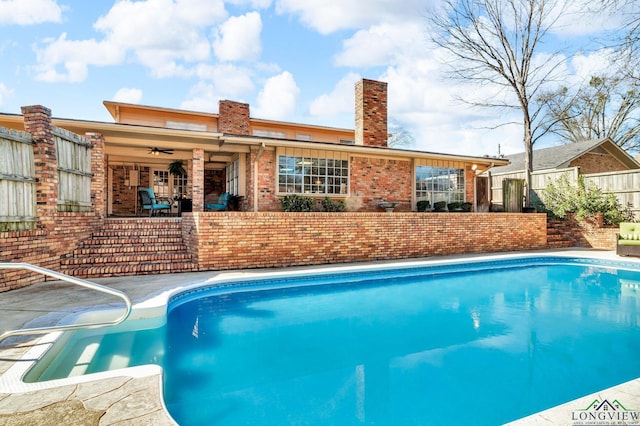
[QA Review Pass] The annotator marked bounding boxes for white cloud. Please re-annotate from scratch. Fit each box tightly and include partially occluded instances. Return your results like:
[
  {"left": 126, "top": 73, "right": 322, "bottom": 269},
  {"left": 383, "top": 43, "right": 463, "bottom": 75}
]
[
  {"left": 181, "top": 64, "right": 255, "bottom": 112},
  {"left": 180, "top": 81, "right": 222, "bottom": 112},
  {"left": 33, "top": 0, "right": 227, "bottom": 82},
  {"left": 112, "top": 88, "right": 143, "bottom": 104},
  {"left": 569, "top": 49, "right": 617, "bottom": 82},
  {"left": 253, "top": 71, "right": 299, "bottom": 119},
  {"left": 94, "top": 0, "right": 224, "bottom": 68},
  {"left": 226, "top": 0, "right": 273, "bottom": 10},
  {"left": 550, "top": 0, "right": 631, "bottom": 37},
  {"left": 34, "top": 33, "right": 125, "bottom": 82},
  {"left": 308, "top": 72, "right": 360, "bottom": 119},
  {"left": 0, "top": 0, "right": 63, "bottom": 25},
  {"left": 213, "top": 12, "right": 262, "bottom": 62},
  {"left": 274, "top": 0, "right": 428, "bottom": 34},
  {"left": 335, "top": 22, "right": 426, "bottom": 68},
  {"left": 194, "top": 63, "right": 255, "bottom": 95}
]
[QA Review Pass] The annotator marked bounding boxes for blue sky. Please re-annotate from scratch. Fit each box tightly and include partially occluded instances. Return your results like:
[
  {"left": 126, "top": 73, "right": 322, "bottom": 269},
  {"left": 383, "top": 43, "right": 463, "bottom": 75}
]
[{"left": 0, "top": 0, "right": 629, "bottom": 157}]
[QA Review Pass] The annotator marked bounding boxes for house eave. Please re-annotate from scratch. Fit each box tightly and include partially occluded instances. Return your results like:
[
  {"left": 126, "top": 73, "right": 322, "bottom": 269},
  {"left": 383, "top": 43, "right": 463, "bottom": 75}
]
[{"left": 221, "top": 134, "right": 509, "bottom": 168}]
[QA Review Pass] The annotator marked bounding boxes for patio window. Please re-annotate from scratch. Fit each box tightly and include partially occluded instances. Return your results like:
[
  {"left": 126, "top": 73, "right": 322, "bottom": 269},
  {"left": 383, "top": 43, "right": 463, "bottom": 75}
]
[
  {"left": 226, "top": 158, "right": 239, "bottom": 195},
  {"left": 173, "top": 173, "right": 188, "bottom": 199},
  {"left": 152, "top": 170, "right": 170, "bottom": 200},
  {"left": 277, "top": 148, "right": 349, "bottom": 195},
  {"left": 153, "top": 169, "right": 188, "bottom": 200},
  {"left": 415, "top": 165, "right": 465, "bottom": 204}
]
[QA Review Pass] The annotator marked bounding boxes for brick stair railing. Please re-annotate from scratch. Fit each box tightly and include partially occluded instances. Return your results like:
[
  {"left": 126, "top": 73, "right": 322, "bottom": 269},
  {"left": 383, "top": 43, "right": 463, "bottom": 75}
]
[{"left": 60, "top": 218, "right": 199, "bottom": 278}]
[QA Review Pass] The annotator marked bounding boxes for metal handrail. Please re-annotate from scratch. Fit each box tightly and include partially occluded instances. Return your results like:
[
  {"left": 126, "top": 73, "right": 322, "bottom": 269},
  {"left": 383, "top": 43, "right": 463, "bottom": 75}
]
[{"left": 0, "top": 263, "right": 132, "bottom": 344}]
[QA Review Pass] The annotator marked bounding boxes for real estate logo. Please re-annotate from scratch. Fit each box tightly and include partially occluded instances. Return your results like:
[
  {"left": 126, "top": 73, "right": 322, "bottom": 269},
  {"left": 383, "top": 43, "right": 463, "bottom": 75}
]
[{"left": 572, "top": 399, "right": 640, "bottom": 425}]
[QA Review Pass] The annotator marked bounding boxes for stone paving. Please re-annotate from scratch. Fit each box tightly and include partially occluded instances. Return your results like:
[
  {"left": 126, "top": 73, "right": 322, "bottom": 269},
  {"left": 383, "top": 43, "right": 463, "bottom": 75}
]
[
  {"left": 1, "top": 250, "right": 640, "bottom": 425},
  {"left": 0, "top": 374, "right": 174, "bottom": 425}
]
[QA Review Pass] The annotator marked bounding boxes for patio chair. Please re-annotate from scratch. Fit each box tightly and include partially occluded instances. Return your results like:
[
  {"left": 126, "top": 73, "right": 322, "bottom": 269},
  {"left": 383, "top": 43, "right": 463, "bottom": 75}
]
[
  {"left": 138, "top": 188, "right": 171, "bottom": 216},
  {"left": 205, "top": 192, "right": 231, "bottom": 211}
]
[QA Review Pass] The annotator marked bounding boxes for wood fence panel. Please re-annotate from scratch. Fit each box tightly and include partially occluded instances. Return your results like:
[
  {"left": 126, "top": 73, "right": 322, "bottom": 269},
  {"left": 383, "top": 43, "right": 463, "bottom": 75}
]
[
  {"left": 0, "top": 127, "right": 36, "bottom": 230},
  {"left": 584, "top": 170, "right": 640, "bottom": 218},
  {"left": 53, "top": 127, "right": 92, "bottom": 212},
  {"left": 490, "top": 168, "right": 578, "bottom": 207}
]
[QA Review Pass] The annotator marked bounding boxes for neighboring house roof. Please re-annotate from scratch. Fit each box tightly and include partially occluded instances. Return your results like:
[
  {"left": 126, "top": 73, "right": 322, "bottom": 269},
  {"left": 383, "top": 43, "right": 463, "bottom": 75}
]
[{"left": 491, "top": 138, "right": 640, "bottom": 173}]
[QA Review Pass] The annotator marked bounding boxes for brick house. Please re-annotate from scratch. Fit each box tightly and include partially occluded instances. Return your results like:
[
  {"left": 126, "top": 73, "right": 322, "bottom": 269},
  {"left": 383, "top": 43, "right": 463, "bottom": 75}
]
[
  {"left": 0, "top": 79, "right": 508, "bottom": 217},
  {"left": 3, "top": 79, "right": 552, "bottom": 289}
]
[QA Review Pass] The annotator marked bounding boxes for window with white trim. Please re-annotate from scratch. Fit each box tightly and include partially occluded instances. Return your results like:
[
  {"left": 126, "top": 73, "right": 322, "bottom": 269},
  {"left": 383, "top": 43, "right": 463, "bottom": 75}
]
[
  {"left": 226, "top": 158, "right": 240, "bottom": 195},
  {"left": 277, "top": 148, "right": 349, "bottom": 195},
  {"left": 415, "top": 165, "right": 465, "bottom": 204}
]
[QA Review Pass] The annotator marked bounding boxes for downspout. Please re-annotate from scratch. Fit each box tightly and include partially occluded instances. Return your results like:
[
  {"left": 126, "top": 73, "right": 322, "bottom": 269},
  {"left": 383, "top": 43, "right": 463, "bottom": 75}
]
[{"left": 253, "top": 142, "right": 266, "bottom": 212}]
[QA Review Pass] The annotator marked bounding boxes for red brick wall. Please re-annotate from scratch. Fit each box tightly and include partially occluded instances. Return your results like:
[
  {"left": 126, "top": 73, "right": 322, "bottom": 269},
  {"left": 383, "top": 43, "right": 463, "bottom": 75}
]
[
  {"left": 466, "top": 169, "right": 475, "bottom": 208},
  {"left": 355, "top": 79, "right": 388, "bottom": 147},
  {"left": 111, "top": 166, "right": 141, "bottom": 216},
  {"left": 350, "top": 156, "right": 412, "bottom": 211},
  {"left": 218, "top": 100, "right": 250, "bottom": 135},
  {"left": 183, "top": 212, "right": 548, "bottom": 270},
  {"left": 569, "top": 152, "right": 628, "bottom": 174},
  {"left": 256, "top": 150, "right": 280, "bottom": 211}
]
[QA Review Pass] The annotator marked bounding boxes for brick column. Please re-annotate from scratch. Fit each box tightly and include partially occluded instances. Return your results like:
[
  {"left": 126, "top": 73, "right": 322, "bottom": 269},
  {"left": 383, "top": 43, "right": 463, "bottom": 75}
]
[
  {"left": 465, "top": 167, "right": 475, "bottom": 210},
  {"left": 355, "top": 79, "right": 388, "bottom": 147},
  {"left": 22, "top": 105, "right": 57, "bottom": 226},
  {"left": 86, "top": 132, "right": 106, "bottom": 220},
  {"left": 192, "top": 148, "right": 204, "bottom": 212}
]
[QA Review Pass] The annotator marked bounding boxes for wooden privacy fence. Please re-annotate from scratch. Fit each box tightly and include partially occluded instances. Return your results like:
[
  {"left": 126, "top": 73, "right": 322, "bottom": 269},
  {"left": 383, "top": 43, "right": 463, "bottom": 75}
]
[
  {"left": 54, "top": 127, "right": 92, "bottom": 212},
  {"left": 0, "top": 124, "right": 93, "bottom": 230},
  {"left": 583, "top": 170, "right": 640, "bottom": 218},
  {"left": 0, "top": 128, "right": 36, "bottom": 231},
  {"left": 490, "top": 167, "right": 640, "bottom": 218}
]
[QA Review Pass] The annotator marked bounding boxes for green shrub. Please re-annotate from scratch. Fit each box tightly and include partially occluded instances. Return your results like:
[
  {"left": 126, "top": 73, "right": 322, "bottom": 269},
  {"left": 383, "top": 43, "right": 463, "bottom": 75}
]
[
  {"left": 417, "top": 200, "right": 431, "bottom": 212},
  {"left": 538, "top": 174, "right": 633, "bottom": 225},
  {"left": 280, "top": 194, "right": 314, "bottom": 212},
  {"left": 319, "top": 197, "right": 346, "bottom": 212},
  {"left": 433, "top": 201, "right": 447, "bottom": 211},
  {"left": 447, "top": 202, "right": 462, "bottom": 211},
  {"left": 280, "top": 195, "right": 346, "bottom": 212}
]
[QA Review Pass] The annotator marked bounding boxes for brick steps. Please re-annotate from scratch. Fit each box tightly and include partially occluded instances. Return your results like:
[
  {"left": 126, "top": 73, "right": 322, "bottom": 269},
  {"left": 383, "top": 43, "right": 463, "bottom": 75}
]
[
  {"left": 66, "top": 262, "right": 199, "bottom": 278},
  {"left": 546, "top": 221, "right": 574, "bottom": 248},
  {"left": 60, "top": 218, "right": 199, "bottom": 278},
  {"left": 73, "top": 244, "right": 187, "bottom": 255}
]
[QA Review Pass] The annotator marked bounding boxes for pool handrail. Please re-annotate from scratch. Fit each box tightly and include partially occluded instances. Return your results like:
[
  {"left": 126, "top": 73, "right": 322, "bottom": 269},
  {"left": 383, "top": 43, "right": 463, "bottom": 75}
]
[{"left": 0, "top": 262, "right": 132, "bottom": 344}]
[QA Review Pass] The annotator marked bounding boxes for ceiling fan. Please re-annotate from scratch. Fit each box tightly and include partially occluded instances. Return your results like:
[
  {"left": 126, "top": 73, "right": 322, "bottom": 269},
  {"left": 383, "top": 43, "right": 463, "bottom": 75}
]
[{"left": 148, "top": 147, "right": 174, "bottom": 156}]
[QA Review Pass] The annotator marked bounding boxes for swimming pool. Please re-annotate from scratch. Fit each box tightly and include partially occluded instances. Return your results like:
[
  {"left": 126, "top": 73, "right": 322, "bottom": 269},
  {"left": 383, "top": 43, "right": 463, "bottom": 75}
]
[{"left": 8, "top": 255, "right": 640, "bottom": 425}]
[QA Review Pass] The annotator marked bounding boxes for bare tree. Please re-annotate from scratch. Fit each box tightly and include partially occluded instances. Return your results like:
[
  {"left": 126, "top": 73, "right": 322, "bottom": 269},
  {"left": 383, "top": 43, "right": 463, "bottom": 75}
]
[
  {"left": 388, "top": 119, "right": 417, "bottom": 149},
  {"left": 539, "top": 75, "right": 640, "bottom": 152},
  {"left": 428, "top": 0, "right": 569, "bottom": 206}
]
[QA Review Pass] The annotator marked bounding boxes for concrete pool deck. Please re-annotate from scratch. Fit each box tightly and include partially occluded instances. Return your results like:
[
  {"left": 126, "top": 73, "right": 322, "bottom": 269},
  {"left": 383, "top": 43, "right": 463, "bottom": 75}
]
[{"left": 1, "top": 249, "right": 639, "bottom": 425}]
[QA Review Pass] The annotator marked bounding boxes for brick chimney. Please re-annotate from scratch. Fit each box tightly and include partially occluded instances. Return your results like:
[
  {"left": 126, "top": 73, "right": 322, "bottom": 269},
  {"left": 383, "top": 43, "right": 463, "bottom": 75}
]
[
  {"left": 355, "top": 79, "right": 388, "bottom": 147},
  {"left": 218, "top": 100, "right": 250, "bottom": 135}
]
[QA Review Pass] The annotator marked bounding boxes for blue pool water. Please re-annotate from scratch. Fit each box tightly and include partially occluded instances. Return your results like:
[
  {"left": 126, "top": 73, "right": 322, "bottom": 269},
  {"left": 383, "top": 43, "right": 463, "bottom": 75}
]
[
  {"left": 22, "top": 257, "right": 640, "bottom": 425},
  {"left": 162, "top": 258, "right": 640, "bottom": 425}
]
